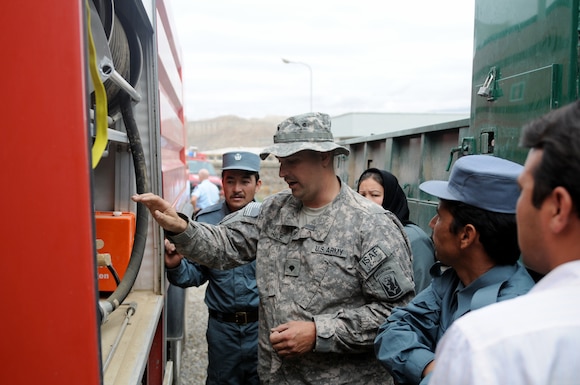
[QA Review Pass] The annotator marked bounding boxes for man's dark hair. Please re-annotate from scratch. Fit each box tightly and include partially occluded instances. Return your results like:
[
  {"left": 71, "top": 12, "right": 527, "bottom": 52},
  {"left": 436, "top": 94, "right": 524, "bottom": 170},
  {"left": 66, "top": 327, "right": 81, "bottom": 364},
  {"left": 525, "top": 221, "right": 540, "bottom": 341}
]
[
  {"left": 520, "top": 100, "right": 580, "bottom": 218},
  {"left": 443, "top": 199, "right": 520, "bottom": 265}
]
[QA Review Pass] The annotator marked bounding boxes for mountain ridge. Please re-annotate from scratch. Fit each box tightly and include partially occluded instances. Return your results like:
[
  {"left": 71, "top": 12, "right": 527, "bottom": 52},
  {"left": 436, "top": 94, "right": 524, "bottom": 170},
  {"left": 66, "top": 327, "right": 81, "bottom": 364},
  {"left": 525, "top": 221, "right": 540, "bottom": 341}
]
[{"left": 186, "top": 115, "right": 286, "bottom": 151}]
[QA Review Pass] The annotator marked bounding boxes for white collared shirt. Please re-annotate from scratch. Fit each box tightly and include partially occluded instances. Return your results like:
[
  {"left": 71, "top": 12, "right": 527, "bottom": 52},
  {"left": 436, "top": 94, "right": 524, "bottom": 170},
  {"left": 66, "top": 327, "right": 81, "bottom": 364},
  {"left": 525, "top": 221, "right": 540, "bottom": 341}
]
[{"left": 429, "top": 260, "right": 580, "bottom": 385}]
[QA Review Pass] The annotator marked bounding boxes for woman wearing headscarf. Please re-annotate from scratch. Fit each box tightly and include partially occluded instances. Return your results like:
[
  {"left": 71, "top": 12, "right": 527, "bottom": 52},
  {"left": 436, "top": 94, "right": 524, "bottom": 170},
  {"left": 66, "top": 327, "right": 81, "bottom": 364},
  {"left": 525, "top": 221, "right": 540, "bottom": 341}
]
[{"left": 357, "top": 168, "right": 435, "bottom": 293}]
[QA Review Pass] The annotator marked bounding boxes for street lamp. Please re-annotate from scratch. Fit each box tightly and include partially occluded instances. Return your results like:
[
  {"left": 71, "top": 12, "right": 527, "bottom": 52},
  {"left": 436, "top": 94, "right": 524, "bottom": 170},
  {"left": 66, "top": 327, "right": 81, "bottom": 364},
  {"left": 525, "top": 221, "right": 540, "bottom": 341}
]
[{"left": 282, "top": 58, "right": 313, "bottom": 112}]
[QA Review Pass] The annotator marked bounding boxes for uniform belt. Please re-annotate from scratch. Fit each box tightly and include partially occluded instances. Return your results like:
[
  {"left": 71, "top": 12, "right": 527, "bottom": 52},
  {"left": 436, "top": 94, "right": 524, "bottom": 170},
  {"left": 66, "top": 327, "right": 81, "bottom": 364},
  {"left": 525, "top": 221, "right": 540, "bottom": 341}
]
[{"left": 208, "top": 309, "right": 258, "bottom": 324}]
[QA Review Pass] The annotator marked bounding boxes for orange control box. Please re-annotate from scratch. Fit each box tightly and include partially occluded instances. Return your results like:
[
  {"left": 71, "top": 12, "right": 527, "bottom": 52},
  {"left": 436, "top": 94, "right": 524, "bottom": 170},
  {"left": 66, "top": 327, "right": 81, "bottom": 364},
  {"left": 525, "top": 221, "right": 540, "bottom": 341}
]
[{"left": 95, "top": 211, "right": 136, "bottom": 292}]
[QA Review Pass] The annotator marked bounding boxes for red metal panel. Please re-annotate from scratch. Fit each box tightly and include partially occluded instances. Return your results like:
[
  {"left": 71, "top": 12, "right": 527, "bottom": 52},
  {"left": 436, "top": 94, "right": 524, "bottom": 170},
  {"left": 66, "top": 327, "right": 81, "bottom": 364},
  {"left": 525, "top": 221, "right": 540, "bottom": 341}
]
[
  {"left": 157, "top": 0, "right": 183, "bottom": 75},
  {"left": 160, "top": 90, "right": 186, "bottom": 150},
  {"left": 0, "top": 2, "right": 101, "bottom": 384},
  {"left": 146, "top": 311, "right": 165, "bottom": 385},
  {"left": 156, "top": 2, "right": 188, "bottom": 210},
  {"left": 157, "top": 18, "right": 183, "bottom": 115}
]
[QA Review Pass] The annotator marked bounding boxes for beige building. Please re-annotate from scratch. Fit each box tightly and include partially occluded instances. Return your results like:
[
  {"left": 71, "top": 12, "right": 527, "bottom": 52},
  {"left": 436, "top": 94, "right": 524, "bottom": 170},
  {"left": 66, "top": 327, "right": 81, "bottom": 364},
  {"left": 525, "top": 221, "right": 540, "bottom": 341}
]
[{"left": 331, "top": 112, "right": 469, "bottom": 141}]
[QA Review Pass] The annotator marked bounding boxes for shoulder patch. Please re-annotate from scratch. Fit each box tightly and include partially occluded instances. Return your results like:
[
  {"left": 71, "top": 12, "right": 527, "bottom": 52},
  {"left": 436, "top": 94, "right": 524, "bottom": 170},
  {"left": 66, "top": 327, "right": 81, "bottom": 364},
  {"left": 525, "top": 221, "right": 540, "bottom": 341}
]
[
  {"left": 219, "top": 202, "right": 262, "bottom": 225},
  {"left": 242, "top": 201, "right": 262, "bottom": 217},
  {"left": 360, "top": 245, "right": 388, "bottom": 274},
  {"left": 376, "top": 270, "right": 405, "bottom": 299}
]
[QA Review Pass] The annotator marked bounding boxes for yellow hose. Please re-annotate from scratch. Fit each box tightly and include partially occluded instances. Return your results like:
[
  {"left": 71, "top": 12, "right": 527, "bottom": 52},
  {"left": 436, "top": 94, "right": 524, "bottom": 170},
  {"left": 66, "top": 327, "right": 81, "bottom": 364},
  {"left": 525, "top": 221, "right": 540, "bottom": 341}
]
[{"left": 86, "top": 0, "right": 108, "bottom": 169}]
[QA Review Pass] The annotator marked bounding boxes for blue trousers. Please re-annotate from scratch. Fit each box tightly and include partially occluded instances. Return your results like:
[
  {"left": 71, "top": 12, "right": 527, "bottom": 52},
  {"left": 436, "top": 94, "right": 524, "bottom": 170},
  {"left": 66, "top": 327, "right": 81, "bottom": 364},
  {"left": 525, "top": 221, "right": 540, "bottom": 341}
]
[{"left": 205, "top": 316, "right": 259, "bottom": 385}]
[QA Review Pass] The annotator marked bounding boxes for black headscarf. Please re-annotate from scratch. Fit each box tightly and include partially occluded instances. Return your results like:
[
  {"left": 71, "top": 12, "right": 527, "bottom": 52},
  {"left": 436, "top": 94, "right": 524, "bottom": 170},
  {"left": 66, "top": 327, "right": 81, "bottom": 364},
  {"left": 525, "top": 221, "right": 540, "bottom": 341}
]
[{"left": 357, "top": 168, "right": 412, "bottom": 225}]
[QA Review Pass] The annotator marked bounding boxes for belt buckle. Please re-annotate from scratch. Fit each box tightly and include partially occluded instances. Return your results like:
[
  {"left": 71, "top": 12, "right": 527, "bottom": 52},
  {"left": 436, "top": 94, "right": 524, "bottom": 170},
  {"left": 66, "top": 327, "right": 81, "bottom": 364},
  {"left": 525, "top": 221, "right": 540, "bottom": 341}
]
[{"left": 235, "top": 311, "right": 248, "bottom": 324}]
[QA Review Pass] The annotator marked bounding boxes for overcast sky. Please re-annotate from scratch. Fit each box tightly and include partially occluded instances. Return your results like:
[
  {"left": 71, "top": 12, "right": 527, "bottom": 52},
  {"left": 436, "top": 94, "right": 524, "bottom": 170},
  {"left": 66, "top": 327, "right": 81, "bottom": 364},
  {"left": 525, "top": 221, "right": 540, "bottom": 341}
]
[{"left": 168, "top": 0, "right": 476, "bottom": 121}]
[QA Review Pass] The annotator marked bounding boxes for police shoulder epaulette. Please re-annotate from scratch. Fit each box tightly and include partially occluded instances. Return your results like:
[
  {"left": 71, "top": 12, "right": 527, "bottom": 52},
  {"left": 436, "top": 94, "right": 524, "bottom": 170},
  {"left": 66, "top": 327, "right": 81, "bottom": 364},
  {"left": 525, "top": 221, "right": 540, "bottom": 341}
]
[
  {"left": 242, "top": 201, "right": 262, "bottom": 217},
  {"left": 219, "top": 201, "right": 262, "bottom": 225}
]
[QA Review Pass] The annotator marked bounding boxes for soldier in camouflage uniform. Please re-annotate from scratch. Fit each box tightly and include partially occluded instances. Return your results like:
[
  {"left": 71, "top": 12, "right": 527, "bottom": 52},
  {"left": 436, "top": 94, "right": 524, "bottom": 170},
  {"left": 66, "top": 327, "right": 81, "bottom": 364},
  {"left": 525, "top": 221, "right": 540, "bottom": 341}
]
[{"left": 133, "top": 112, "right": 415, "bottom": 384}]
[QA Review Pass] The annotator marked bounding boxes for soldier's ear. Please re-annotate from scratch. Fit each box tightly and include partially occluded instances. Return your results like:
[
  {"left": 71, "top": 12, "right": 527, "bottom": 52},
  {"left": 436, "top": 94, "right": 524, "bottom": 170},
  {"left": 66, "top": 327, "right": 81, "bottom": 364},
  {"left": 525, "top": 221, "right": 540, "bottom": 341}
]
[{"left": 320, "top": 152, "right": 332, "bottom": 168}]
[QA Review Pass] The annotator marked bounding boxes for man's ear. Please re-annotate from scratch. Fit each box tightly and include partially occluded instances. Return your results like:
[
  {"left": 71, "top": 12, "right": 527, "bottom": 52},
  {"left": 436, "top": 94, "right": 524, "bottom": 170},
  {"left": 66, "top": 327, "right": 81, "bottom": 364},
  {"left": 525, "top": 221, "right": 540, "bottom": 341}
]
[
  {"left": 459, "top": 224, "right": 478, "bottom": 249},
  {"left": 320, "top": 152, "right": 333, "bottom": 168},
  {"left": 549, "top": 186, "right": 574, "bottom": 233}
]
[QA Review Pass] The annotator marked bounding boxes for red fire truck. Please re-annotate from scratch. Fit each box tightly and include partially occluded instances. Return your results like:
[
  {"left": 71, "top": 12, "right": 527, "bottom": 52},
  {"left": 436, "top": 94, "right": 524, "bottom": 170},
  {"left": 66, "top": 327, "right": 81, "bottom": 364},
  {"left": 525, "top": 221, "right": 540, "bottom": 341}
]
[{"left": 1, "top": 0, "right": 191, "bottom": 384}]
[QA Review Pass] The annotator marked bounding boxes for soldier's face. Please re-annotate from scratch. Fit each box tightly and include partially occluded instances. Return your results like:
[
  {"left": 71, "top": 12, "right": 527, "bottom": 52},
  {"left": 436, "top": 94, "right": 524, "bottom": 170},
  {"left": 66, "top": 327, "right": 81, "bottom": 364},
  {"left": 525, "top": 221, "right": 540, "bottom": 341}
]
[{"left": 278, "top": 151, "right": 324, "bottom": 204}]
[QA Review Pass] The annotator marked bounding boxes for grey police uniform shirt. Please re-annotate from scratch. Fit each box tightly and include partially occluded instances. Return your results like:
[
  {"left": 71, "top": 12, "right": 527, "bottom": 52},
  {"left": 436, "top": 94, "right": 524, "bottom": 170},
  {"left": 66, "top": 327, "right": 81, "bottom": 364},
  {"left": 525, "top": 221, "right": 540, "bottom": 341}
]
[{"left": 169, "top": 180, "right": 415, "bottom": 385}]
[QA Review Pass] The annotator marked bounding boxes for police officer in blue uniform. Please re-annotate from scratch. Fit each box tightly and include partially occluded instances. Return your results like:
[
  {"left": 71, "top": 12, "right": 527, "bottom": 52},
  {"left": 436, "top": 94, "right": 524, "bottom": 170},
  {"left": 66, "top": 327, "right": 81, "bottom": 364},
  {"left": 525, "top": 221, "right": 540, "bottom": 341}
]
[
  {"left": 165, "top": 151, "right": 262, "bottom": 385},
  {"left": 374, "top": 155, "right": 536, "bottom": 385}
]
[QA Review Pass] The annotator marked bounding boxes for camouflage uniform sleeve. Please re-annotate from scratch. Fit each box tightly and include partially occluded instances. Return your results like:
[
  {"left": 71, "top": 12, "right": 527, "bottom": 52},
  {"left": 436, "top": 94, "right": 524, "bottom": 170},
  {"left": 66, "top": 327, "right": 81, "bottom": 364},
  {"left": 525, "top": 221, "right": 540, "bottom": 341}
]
[
  {"left": 313, "top": 211, "right": 415, "bottom": 353},
  {"left": 168, "top": 206, "right": 261, "bottom": 270}
]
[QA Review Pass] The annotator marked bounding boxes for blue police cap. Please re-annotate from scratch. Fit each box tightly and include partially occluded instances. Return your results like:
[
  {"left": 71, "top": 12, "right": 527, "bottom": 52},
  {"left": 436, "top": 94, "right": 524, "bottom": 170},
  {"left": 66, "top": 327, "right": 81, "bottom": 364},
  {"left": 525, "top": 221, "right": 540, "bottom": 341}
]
[
  {"left": 419, "top": 155, "right": 523, "bottom": 214},
  {"left": 222, "top": 151, "right": 261, "bottom": 172}
]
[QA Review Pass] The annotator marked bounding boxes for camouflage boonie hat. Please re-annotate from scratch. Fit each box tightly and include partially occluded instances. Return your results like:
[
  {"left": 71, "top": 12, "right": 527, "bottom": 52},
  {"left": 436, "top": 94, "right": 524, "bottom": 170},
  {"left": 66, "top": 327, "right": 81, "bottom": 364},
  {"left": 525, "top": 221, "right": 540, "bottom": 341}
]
[{"left": 259, "top": 112, "right": 350, "bottom": 160}]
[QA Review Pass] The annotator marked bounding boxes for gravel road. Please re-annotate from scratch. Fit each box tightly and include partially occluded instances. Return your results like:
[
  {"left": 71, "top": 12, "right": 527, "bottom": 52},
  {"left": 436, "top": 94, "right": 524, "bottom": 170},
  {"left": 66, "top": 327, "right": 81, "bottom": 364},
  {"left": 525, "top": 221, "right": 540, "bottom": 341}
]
[{"left": 178, "top": 283, "right": 208, "bottom": 385}]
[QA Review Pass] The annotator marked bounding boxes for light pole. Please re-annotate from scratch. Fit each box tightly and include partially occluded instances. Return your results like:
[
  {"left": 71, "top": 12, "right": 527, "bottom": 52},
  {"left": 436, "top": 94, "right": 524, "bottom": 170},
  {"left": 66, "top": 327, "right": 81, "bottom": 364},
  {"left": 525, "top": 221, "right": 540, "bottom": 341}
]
[{"left": 282, "top": 58, "right": 313, "bottom": 112}]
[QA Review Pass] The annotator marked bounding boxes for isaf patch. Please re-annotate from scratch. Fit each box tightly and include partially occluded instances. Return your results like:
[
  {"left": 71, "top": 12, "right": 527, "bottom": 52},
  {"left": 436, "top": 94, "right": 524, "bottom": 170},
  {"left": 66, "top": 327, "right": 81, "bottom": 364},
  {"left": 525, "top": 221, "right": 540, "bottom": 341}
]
[
  {"left": 360, "top": 245, "right": 387, "bottom": 274},
  {"left": 361, "top": 244, "right": 414, "bottom": 300}
]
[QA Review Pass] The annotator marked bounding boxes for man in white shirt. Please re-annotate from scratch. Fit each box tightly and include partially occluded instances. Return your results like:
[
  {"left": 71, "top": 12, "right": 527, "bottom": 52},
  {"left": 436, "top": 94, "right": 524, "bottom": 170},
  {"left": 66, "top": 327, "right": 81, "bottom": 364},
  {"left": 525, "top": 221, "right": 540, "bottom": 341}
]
[
  {"left": 191, "top": 168, "right": 220, "bottom": 214},
  {"left": 429, "top": 100, "right": 580, "bottom": 385}
]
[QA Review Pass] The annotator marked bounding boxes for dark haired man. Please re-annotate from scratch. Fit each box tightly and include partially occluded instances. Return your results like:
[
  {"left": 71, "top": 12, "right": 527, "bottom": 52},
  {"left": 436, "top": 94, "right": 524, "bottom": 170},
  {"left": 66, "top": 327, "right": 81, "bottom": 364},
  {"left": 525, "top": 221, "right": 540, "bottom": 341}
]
[
  {"left": 430, "top": 101, "right": 580, "bottom": 385},
  {"left": 165, "top": 151, "right": 262, "bottom": 385},
  {"left": 374, "top": 154, "right": 535, "bottom": 385}
]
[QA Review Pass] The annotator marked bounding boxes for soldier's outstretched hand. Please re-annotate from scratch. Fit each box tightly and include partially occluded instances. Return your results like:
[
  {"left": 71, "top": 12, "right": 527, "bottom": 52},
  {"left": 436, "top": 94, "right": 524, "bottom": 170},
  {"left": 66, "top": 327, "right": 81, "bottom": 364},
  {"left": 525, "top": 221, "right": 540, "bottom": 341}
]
[{"left": 132, "top": 193, "right": 188, "bottom": 233}]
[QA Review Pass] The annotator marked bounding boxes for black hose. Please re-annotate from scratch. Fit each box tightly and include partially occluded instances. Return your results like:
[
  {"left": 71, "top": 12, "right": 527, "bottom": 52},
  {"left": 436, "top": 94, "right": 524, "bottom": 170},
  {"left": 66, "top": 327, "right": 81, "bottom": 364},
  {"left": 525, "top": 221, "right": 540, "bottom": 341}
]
[
  {"left": 106, "top": 264, "right": 121, "bottom": 286},
  {"left": 105, "top": 92, "right": 149, "bottom": 310}
]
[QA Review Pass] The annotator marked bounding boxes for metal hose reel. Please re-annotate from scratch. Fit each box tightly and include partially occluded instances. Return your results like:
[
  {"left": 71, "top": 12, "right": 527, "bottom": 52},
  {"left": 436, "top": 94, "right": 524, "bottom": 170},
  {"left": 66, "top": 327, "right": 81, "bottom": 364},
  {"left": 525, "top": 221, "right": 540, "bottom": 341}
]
[{"left": 89, "top": 0, "right": 142, "bottom": 113}]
